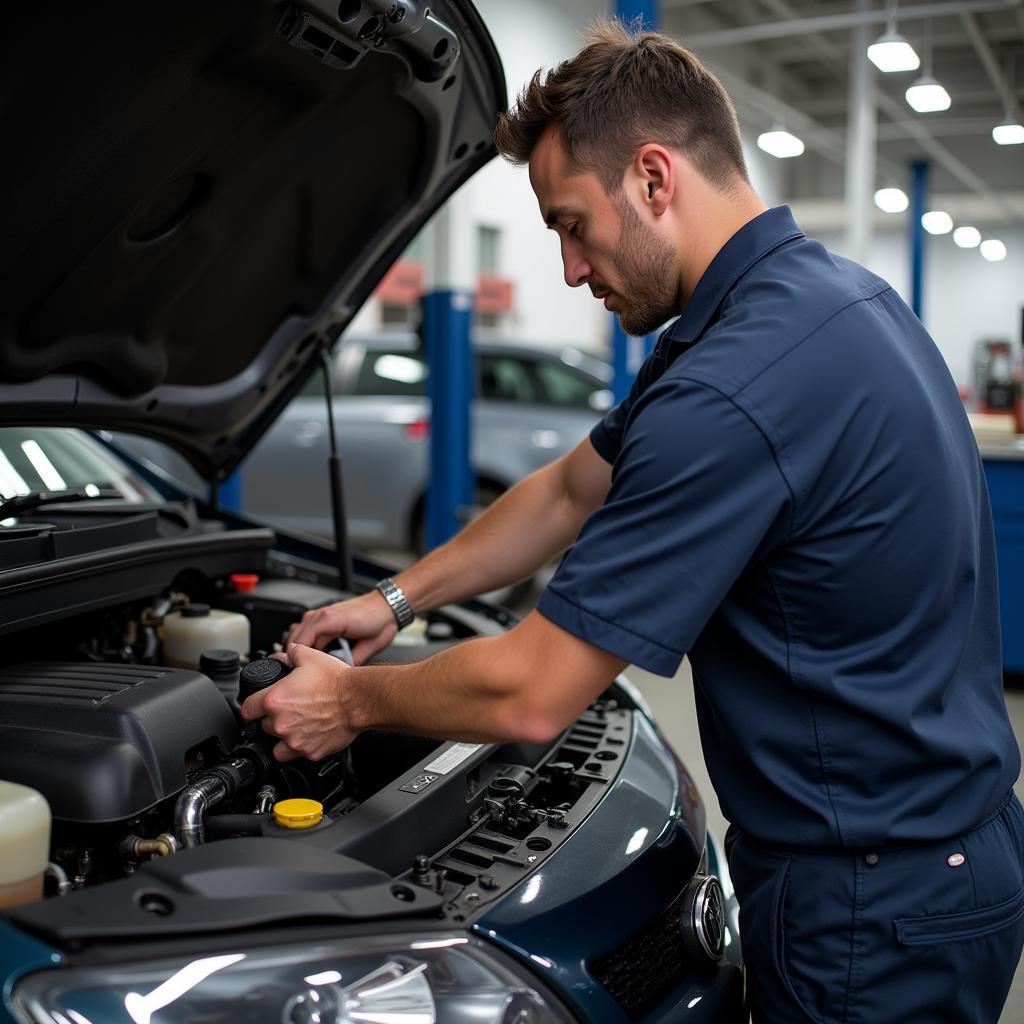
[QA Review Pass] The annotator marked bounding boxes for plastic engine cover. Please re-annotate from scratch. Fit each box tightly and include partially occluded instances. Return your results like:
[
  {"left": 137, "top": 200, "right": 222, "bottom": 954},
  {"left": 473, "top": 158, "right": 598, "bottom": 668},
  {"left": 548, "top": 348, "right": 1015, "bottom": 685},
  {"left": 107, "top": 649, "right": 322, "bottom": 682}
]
[{"left": 0, "top": 662, "right": 238, "bottom": 823}]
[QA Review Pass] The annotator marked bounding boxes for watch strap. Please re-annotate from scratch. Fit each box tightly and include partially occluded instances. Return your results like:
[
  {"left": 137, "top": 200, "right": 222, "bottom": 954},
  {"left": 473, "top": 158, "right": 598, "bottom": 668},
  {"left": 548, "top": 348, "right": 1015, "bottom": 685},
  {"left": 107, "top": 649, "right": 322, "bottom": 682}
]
[{"left": 375, "top": 577, "right": 414, "bottom": 630}]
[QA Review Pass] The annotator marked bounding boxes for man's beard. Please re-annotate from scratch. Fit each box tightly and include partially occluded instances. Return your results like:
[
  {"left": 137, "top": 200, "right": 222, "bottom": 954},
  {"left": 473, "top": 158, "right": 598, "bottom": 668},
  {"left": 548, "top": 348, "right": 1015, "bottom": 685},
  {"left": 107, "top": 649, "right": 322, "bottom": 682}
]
[{"left": 610, "top": 193, "right": 679, "bottom": 337}]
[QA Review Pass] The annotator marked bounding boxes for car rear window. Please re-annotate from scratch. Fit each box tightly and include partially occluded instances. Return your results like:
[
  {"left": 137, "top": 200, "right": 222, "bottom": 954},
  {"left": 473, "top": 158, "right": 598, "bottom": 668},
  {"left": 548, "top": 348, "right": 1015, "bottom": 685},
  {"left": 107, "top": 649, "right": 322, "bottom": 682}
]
[
  {"left": 479, "top": 356, "right": 541, "bottom": 403},
  {"left": 533, "top": 360, "right": 601, "bottom": 409}
]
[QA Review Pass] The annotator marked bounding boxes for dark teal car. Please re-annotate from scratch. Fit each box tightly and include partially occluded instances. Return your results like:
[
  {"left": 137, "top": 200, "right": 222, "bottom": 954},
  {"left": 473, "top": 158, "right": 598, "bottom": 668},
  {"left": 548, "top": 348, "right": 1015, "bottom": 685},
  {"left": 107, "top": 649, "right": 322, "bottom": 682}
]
[{"left": 0, "top": 2, "right": 744, "bottom": 1020}]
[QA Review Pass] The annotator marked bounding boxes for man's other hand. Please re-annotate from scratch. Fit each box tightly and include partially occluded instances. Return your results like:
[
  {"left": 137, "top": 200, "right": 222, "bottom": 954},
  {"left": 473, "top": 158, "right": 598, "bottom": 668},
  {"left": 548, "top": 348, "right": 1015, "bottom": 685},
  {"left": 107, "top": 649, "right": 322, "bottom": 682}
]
[{"left": 287, "top": 591, "right": 397, "bottom": 664}]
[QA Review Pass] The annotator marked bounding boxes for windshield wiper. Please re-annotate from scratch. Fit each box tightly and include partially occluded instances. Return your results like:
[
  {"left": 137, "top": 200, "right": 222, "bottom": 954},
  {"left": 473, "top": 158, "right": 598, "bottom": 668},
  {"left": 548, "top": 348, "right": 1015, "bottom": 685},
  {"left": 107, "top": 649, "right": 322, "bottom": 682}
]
[{"left": 0, "top": 487, "right": 124, "bottom": 519}]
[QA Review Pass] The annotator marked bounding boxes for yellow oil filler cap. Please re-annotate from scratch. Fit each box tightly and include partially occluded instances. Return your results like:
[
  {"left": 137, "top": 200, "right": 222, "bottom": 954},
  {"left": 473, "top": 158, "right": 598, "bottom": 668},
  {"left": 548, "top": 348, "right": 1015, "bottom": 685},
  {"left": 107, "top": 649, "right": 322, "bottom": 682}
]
[{"left": 273, "top": 798, "right": 324, "bottom": 830}]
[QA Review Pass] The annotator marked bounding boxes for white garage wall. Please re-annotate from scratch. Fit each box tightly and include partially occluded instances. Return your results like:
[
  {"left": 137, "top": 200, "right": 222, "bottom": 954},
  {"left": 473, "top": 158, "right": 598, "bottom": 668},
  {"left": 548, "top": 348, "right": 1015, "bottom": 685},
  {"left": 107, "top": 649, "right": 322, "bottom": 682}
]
[
  {"left": 462, "top": 0, "right": 609, "bottom": 354},
  {"left": 351, "top": 3, "right": 786, "bottom": 358},
  {"left": 813, "top": 227, "right": 1024, "bottom": 391}
]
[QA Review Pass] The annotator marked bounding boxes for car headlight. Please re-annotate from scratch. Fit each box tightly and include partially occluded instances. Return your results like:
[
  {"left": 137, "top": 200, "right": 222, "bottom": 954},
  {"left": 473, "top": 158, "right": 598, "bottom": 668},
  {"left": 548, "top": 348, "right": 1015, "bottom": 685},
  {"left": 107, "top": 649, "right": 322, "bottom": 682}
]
[{"left": 11, "top": 934, "right": 573, "bottom": 1024}]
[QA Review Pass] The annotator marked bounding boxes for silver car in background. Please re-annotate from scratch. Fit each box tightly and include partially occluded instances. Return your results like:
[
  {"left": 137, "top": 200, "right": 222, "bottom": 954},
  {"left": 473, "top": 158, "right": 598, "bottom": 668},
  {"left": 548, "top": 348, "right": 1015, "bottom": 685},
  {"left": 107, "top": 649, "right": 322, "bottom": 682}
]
[{"left": 241, "top": 332, "right": 613, "bottom": 552}]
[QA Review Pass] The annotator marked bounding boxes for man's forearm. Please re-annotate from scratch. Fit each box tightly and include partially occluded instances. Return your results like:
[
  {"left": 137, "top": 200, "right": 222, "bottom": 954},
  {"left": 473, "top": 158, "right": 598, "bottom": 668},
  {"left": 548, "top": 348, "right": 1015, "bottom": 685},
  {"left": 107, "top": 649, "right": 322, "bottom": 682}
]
[
  {"left": 341, "top": 612, "right": 626, "bottom": 745},
  {"left": 395, "top": 440, "right": 611, "bottom": 613},
  {"left": 246, "top": 612, "right": 627, "bottom": 761}
]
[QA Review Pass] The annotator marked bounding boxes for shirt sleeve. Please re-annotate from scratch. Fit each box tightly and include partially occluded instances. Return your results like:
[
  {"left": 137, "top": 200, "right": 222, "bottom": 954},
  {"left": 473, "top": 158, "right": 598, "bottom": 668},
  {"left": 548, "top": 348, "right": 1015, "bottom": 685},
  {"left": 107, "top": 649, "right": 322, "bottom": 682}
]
[
  {"left": 588, "top": 337, "right": 674, "bottom": 464},
  {"left": 538, "top": 377, "right": 794, "bottom": 676}
]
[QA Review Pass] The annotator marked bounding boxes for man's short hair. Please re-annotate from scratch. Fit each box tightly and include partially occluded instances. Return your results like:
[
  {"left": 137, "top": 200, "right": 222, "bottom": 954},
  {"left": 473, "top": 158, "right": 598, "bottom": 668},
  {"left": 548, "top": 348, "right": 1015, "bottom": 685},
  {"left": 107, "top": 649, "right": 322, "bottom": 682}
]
[{"left": 494, "top": 19, "right": 749, "bottom": 194}]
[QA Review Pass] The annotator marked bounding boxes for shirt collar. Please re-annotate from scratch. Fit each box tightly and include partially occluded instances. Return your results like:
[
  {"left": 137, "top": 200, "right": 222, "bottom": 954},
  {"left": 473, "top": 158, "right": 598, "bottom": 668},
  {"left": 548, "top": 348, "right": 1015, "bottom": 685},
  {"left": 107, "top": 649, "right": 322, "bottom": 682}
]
[{"left": 664, "top": 205, "right": 805, "bottom": 348}]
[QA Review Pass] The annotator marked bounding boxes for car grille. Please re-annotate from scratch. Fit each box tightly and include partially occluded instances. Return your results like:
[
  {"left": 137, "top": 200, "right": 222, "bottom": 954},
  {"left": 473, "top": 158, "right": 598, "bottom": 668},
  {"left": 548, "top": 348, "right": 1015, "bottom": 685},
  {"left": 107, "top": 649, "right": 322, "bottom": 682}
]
[{"left": 589, "top": 885, "right": 690, "bottom": 1018}]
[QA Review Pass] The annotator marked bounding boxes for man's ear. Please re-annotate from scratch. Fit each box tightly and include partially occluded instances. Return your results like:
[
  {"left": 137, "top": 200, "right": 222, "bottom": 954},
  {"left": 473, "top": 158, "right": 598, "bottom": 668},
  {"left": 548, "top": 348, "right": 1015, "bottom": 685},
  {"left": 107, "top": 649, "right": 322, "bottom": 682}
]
[{"left": 636, "top": 144, "right": 674, "bottom": 216}]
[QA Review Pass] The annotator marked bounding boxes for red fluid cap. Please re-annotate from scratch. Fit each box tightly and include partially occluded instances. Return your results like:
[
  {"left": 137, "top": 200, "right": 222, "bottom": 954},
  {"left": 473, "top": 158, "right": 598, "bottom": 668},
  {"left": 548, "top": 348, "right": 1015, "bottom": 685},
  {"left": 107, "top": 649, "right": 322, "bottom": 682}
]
[{"left": 231, "top": 573, "right": 260, "bottom": 593}]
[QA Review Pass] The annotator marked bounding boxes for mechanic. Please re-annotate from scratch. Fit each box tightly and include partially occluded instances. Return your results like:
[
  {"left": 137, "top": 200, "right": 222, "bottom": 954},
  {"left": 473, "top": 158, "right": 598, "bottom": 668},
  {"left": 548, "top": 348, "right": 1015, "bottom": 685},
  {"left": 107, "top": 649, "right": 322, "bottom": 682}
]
[{"left": 243, "top": 21, "right": 1024, "bottom": 1023}]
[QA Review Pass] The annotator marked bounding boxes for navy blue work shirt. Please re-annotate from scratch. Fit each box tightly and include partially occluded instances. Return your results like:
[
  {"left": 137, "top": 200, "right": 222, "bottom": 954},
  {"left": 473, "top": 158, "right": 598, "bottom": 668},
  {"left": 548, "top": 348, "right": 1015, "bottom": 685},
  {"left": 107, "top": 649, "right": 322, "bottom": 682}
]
[{"left": 537, "top": 205, "right": 1020, "bottom": 849}]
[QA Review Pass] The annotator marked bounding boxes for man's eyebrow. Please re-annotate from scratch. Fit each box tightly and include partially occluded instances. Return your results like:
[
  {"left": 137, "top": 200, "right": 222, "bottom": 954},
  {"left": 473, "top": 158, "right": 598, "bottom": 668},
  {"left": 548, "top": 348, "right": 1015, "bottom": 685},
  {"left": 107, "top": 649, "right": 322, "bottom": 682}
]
[{"left": 545, "top": 205, "right": 576, "bottom": 227}]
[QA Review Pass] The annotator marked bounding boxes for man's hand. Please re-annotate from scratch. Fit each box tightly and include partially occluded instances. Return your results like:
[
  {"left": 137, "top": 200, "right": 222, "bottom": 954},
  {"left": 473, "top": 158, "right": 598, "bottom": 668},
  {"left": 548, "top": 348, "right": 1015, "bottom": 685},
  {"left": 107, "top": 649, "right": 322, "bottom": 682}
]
[
  {"left": 287, "top": 591, "right": 397, "bottom": 664},
  {"left": 240, "top": 644, "right": 357, "bottom": 762}
]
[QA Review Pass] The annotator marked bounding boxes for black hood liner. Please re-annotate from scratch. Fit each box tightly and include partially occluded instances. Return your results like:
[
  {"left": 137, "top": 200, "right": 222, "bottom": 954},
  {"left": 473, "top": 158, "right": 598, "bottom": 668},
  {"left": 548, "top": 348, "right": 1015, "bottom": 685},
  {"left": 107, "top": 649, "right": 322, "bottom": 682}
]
[{"left": 0, "top": 1, "right": 505, "bottom": 478}]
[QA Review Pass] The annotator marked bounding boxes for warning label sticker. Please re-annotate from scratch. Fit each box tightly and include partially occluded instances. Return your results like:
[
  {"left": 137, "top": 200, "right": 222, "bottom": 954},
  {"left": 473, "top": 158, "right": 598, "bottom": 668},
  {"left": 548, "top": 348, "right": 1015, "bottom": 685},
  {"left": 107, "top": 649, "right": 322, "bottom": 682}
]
[{"left": 424, "top": 742, "right": 484, "bottom": 775}]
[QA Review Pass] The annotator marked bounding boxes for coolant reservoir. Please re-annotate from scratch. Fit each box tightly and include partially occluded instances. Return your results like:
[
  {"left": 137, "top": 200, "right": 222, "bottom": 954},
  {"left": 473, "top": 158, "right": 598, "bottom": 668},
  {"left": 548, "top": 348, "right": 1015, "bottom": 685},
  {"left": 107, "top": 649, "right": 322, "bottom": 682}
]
[
  {"left": 0, "top": 781, "right": 51, "bottom": 909},
  {"left": 163, "top": 604, "right": 250, "bottom": 669}
]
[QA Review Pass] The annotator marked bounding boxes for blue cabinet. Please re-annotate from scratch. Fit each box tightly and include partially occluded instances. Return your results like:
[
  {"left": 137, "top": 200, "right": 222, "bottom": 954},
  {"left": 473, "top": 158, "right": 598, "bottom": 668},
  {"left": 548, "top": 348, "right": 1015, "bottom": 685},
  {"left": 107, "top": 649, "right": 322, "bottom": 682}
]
[{"left": 982, "top": 452, "right": 1024, "bottom": 674}]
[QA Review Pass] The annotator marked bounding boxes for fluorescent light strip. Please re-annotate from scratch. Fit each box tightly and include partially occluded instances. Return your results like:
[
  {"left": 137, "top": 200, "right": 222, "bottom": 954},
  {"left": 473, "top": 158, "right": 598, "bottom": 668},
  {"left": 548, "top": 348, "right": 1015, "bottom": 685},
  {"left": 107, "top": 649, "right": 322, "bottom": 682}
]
[
  {"left": 21, "top": 440, "right": 66, "bottom": 491},
  {"left": 0, "top": 450, "right": 30, "bottom": 499}
]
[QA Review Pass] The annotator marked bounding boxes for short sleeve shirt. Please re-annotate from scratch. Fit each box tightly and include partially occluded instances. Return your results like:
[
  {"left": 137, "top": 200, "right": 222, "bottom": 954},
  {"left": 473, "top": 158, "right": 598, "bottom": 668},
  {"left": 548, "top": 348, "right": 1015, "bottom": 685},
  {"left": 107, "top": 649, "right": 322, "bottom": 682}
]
[{"left": 536, "top": 206, "right": 1019, "bottom": 849}]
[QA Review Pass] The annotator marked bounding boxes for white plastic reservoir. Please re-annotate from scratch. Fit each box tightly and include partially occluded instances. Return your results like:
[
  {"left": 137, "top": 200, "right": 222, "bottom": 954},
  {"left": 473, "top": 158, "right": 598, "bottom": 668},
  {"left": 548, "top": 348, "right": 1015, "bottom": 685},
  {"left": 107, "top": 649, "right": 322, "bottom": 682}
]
[
  {"left": 163, "top": 604, "right": 250, "bottom": 669},
  {"left": 0, "top": 780, "right": 51, "bottom": 909}
]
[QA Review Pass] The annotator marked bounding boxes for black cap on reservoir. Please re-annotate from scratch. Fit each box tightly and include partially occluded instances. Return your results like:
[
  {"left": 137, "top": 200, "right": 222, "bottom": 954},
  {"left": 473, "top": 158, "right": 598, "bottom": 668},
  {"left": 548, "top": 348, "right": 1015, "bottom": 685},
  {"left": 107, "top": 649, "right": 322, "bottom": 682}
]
[{"left": 239, "top": 657, "right": 291, "bottom": 706}]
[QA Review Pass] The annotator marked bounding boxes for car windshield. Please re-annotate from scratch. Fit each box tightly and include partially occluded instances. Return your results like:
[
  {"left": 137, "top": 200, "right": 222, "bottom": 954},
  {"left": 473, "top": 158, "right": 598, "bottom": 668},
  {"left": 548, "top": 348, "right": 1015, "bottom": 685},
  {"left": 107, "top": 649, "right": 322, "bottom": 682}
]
[{"left": 0, "top": 428, "right": 161, "bottom": 504}]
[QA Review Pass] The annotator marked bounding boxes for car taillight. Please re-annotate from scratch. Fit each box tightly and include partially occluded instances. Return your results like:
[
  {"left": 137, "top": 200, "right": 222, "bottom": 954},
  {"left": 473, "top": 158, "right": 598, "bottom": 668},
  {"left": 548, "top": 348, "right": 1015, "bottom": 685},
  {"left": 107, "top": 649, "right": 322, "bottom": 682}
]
[{"left": 403, "top": 418, "right": 430, "bottom": 442}]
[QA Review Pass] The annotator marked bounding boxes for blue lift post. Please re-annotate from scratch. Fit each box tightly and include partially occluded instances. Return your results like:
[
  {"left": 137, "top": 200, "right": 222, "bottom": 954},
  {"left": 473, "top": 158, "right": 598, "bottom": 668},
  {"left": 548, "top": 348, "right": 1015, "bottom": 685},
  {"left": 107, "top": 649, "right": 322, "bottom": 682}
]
[
  {"left": 423, "top": 288, "right": 474, "bottom": 550},
  {"left": 423, "top": 192, "right": 476, "bottom": 552},
  {"left": 611, "top": 0, "right": 661, "bottom": 402},
  {"left": 217, "top": 469, "right": 243, "bottom": 514},
  {"left": 909, "top": 160, "right": 929, "bottom": 321}
]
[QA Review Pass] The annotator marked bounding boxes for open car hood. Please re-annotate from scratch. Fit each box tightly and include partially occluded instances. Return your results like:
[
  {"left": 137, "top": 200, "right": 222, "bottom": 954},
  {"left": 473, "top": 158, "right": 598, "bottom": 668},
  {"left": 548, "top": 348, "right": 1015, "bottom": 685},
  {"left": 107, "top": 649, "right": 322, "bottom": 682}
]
[{"left": 0, "top": 1, "right": 505, "bottom": 481}]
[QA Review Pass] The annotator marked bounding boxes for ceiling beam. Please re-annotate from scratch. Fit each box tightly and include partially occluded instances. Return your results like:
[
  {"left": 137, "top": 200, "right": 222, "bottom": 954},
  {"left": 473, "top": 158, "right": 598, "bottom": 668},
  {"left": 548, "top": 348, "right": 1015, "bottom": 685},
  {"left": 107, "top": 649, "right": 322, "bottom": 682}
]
[
  {"left": 797, "top": 88, "right": 1024, "bottom": 117},
  {"left": 960, "top": 11, "right": 1023, "bottom": 121},
  {"left": 875, "top": 116, "right": 1017, "bottom": 139},
  {"left": 768, "top": 25, "right": 1024, "bottom": 62},
  {"left": 873, "top": 89, "right": 1024, "bottom": 222},
  {"left": 681, "top": 0, "right": 1022, "bottom": 48},
  {"left": 741, "top": 0, "right": 1024, "bottom": 224}
]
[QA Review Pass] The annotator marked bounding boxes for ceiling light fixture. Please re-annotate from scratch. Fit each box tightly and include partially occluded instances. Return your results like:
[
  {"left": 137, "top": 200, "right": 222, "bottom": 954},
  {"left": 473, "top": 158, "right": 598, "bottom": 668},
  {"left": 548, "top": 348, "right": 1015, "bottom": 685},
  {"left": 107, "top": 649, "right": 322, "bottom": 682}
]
[
  {"left": 869, "top": 31, "right": 920, "bottom": 72},
  {"left": 756, "top": 128, "right": 805, "bottom": 159},
  {"left": 906, "top": 74, "right": 952, "bottom": 112},
  {"left": 980, "top": 239, "right": 1007, "bottom": 261},
  {"left": 993, "top": 58, "right": 1024, "bottom": 144},
  {"left": 906, "top": 19, "right": 950, "bottom": 112},
  {"left": 874, "top": 187, "right": 909, "bottom": 213},
  {"left": 953, "top": 226, "right": 981, "bottom": 248},
  {"left": 993, "top": 121, "right": 1024, "bottom": 145},
  {"left": 868, "top": 3, "right": 919, "bottom": 73},
  {"left": 921, "top": 211, "right": 953, "bottom": 235}
]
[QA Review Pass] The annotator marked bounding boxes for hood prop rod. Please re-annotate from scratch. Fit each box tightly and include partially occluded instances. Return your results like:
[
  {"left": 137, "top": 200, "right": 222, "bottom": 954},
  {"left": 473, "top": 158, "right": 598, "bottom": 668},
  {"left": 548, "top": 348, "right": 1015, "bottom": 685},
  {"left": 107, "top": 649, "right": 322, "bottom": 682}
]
[{"left": 321, "top": 342, "right": 353, "bottom": 592}]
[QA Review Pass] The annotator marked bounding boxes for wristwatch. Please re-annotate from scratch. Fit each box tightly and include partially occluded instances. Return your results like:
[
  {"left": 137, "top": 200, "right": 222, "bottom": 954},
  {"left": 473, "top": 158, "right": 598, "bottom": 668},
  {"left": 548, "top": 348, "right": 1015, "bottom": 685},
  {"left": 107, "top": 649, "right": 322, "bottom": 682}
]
[{"left": 374, "top": 577, "right": 414, "bottom": 630}]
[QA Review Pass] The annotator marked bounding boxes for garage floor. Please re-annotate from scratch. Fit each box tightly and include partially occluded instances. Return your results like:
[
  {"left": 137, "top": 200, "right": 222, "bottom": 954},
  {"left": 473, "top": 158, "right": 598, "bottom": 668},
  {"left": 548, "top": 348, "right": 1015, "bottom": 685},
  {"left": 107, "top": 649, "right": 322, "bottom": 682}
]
[{"left": 629, "top": 661, "right": 1024, "bottom": 1024}]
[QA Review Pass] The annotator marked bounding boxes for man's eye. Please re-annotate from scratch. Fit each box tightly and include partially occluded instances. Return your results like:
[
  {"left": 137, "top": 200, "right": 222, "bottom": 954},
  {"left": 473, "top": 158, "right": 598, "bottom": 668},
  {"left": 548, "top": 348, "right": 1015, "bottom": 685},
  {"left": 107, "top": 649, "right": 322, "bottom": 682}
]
[{"left": 567, "top": 223, "right": 580, "bottom": 238}]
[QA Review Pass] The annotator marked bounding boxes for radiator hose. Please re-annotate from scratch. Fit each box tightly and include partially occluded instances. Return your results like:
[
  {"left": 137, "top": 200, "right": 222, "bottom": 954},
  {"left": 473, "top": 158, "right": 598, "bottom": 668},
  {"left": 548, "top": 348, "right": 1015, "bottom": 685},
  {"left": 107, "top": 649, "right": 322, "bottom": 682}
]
[{"left": 174, "top": 754, "right": 263, "bottom": 848}]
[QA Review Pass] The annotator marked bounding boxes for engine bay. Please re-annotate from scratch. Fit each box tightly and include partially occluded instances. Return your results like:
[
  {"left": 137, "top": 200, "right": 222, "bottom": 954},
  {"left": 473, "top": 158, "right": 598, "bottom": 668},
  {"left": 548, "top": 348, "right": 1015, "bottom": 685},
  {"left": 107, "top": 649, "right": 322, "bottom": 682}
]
[{"left": 0, "top": 536, "right": 634, "bottom": 941}]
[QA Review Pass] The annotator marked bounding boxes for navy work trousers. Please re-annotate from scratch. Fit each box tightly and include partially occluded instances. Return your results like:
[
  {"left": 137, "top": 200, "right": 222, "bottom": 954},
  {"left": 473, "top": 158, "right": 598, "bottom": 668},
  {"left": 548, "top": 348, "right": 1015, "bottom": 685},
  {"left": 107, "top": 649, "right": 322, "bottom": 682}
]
[{"left": 726, "top": 793, "right": 1024, "bottom": 1023}]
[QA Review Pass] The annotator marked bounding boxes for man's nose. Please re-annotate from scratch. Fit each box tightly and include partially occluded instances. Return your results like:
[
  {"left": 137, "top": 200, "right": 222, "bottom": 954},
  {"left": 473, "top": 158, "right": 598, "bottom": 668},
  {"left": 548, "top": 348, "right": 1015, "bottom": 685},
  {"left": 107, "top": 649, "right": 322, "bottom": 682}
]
[{"left": 561, "top": 241, "right": 590, "bottom": 288}]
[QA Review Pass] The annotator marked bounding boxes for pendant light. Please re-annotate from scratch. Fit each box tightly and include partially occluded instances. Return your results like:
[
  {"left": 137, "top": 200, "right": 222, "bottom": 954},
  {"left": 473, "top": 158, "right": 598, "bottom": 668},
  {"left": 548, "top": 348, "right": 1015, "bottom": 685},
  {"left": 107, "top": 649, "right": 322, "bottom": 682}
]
[
  {"left": 868, "top": 0, "right": 920, "bottom": 73},
  {"left": 906, "top": 19, "right": 951, "bottom": 112}
]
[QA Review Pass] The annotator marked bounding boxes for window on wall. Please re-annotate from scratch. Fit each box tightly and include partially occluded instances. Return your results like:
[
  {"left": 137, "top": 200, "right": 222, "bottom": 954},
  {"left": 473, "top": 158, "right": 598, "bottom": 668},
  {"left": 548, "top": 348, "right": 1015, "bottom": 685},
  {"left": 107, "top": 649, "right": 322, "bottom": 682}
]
[
  {"left": 380, "top": 302, "right": 416, "bottom": 327},
  {"left": 477, "top": 225, "right": 501, "bottom": 274}
]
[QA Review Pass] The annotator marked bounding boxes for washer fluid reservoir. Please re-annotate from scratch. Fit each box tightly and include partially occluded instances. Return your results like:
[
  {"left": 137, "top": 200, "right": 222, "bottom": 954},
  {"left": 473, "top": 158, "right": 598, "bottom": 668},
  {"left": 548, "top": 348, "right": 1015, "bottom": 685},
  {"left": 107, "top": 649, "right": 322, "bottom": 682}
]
[
  {"left": 0, "top": 781, "right": 51, "bottom": 909},
  {"left": 163, "top": 604, "right": 250, "bottom": 669}
]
